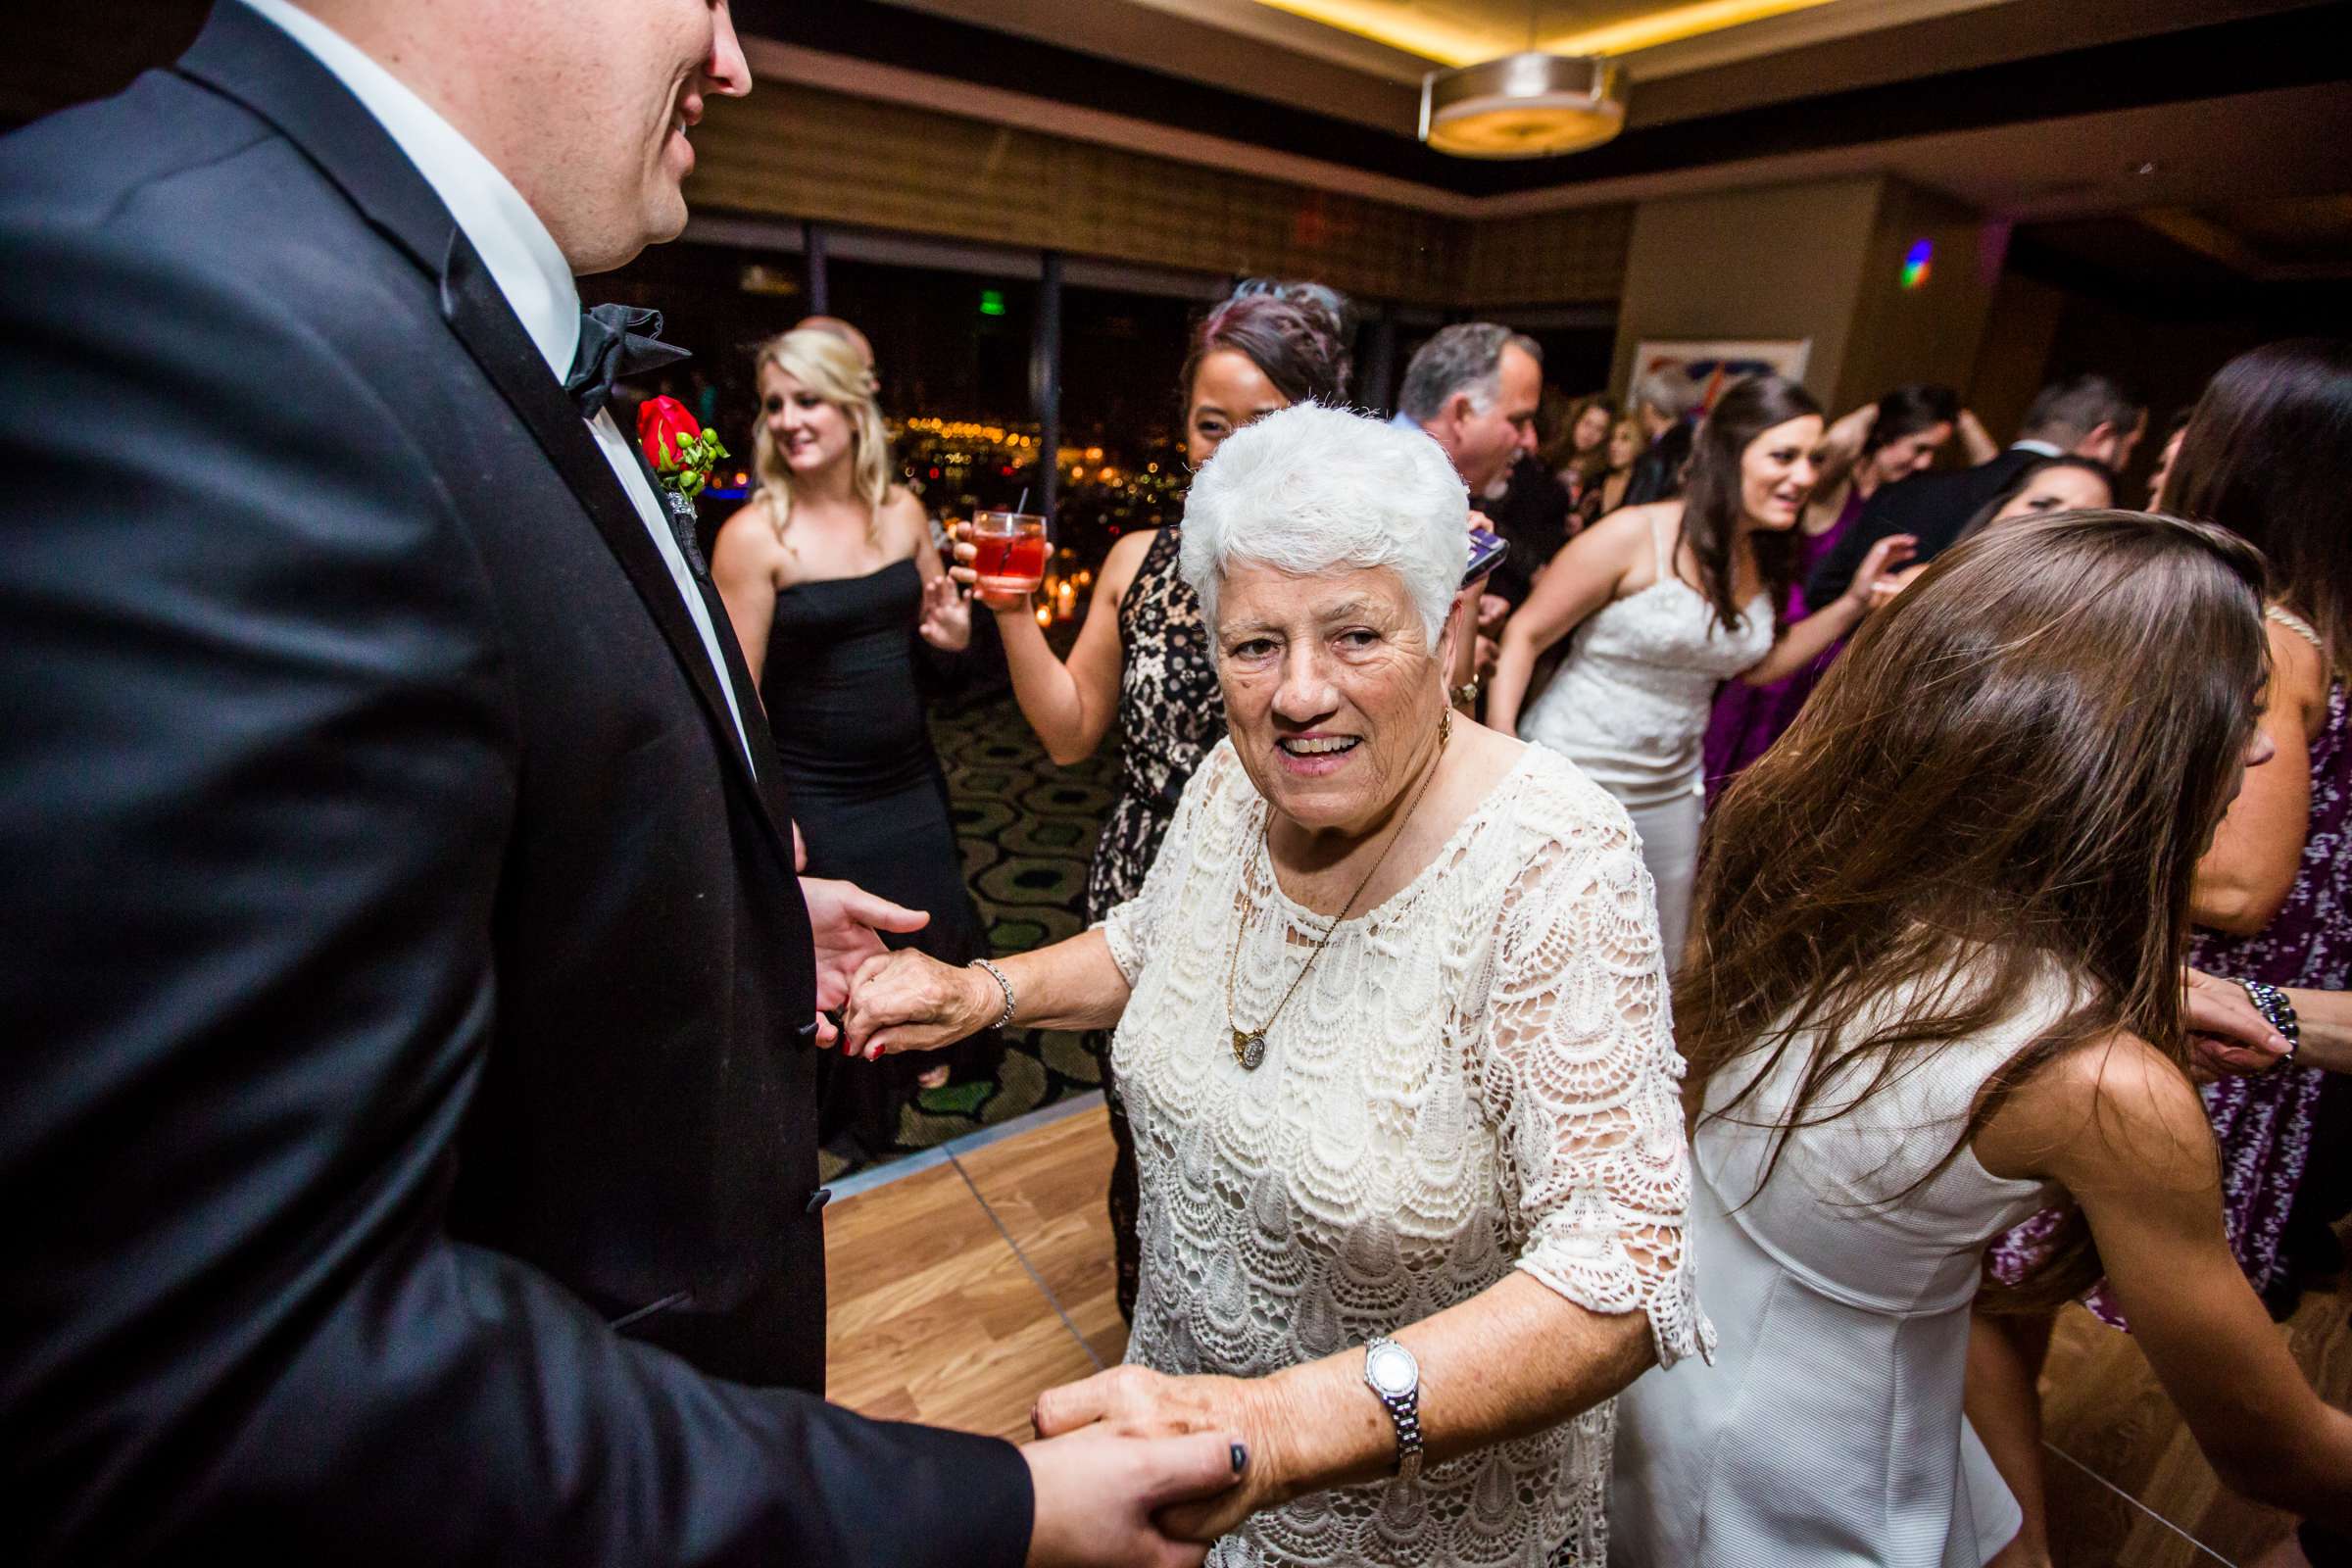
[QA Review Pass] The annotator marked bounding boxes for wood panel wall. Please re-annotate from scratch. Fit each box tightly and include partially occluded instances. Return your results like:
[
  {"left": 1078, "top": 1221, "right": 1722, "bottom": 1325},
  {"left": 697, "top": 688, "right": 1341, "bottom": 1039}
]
[
  {"left": 1461, "top": 206, "right": 1637, "bottom": 307},
  {"left": 687, "top": 81, "right": 1630, "bottom": 310}
]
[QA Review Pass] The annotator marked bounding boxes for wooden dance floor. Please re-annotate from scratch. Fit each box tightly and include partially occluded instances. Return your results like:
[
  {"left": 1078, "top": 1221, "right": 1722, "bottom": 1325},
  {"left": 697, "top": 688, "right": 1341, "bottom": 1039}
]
[
  {"left": 822, "top": 1102, "right": 2348, "bottom": 1563},
  {"left": 824, "top": 1098, "right": 1127, "bottom": 1441}
]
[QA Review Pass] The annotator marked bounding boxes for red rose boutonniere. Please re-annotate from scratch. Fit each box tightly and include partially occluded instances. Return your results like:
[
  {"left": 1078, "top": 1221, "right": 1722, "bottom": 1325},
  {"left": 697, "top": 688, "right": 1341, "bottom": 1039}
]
[{"left": 637, "top": 395, "right": 729, "bottom": 503}]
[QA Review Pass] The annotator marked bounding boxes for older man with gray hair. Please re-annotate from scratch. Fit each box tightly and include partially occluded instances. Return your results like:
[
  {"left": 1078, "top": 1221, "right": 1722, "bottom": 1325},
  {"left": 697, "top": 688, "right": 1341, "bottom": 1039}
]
[
  {"left": 1391, "top": 322, "right": 1544, "bottom": 708},
  {"left": 1393, "top": 322, "right": 1545, "bottom": 496}
]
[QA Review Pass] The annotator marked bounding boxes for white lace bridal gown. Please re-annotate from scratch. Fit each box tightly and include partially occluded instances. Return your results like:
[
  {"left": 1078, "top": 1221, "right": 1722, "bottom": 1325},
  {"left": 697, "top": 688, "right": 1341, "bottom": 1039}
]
[{"left": 1100, "top": 740, "right": 1711, "bottom": 1568}]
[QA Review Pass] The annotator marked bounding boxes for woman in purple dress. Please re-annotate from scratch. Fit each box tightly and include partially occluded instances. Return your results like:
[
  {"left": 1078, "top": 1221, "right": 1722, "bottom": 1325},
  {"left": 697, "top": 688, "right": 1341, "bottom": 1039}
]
[
  {"left": 1702, "top": 384, "right": 1975, "bottom": 803},
  {"left": 1971, "top": 338, "right": 2352, "bottom": 1568},
  {"left": 2172, "top": 339, "right": 2352, "bottom": 1317}
]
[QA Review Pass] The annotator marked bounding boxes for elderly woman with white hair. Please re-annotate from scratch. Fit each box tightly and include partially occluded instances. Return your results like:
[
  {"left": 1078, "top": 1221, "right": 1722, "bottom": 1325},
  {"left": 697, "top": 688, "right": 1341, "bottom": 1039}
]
[{"left": 841, "top": 404, "right": 1708, "bottom": 1567}]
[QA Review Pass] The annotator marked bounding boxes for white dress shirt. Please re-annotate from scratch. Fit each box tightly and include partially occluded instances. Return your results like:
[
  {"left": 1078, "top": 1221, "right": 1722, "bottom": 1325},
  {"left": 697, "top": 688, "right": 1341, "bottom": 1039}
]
[{"left": 238, "top": 0, "right": 755, "bottom": 770}]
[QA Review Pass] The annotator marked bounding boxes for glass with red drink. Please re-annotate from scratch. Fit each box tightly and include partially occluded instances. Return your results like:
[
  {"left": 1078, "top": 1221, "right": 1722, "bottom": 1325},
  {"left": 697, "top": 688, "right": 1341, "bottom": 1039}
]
[{"left": 970, "top": 510, "right": 1049, "bottom": 597}]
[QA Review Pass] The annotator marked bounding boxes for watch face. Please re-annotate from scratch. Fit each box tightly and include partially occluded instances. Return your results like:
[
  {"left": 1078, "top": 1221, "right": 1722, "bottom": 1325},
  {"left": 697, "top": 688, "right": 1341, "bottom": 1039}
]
[{"left": 1368, "top": 1344, "right": 1416, "bottom": 1396}]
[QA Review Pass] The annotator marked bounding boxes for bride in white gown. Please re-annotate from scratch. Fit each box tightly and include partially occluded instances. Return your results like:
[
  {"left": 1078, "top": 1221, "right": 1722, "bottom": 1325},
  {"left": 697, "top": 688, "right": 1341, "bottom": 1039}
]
[{"left": 1610, "top": 510, "right": 2352, "bottom": 1565}]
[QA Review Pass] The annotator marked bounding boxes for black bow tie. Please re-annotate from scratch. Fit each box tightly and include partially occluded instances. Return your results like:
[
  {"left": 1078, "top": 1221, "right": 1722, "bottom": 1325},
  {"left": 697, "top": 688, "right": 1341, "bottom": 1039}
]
[{"left": 564, "top": 303, "right": 691, "bottom": 419}]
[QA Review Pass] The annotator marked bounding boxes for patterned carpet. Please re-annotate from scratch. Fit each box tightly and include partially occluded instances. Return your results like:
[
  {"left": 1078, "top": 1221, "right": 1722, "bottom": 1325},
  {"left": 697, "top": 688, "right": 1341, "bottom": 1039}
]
[{"left": 815, "top": 694, "right": 1119, "bottom": 1182}]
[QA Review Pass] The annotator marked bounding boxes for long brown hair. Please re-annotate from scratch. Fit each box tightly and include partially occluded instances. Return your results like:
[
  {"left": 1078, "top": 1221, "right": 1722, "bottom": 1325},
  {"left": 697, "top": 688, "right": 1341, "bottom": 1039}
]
[
  {"left": 2160, "top": 337, "right": 2352, "bottom": 679},
  {"left": 1681, "top": 510, "right": 2270, "bottom": 1308},
  {"left": 1544, "top": 392, "right": 1617, "bottom": 489},
  {"left": 1677, "top": 374, "right": 1820, "bottom": 633}
]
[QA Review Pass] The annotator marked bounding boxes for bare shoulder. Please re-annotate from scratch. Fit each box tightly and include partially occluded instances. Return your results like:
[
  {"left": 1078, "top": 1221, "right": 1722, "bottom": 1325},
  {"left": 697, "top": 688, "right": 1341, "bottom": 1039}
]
[
  {"left": 711, "top": 497, "right": 783, "bottom": 574},
  {"left": 2266, "top": 610, "right": 2332, "bottom": 722},
  {"left": 1978, "top": 1027, "right": 2215, "bottom": 1192},
  {"left": 1580, "top": 501, "right": 1671, "bottom": 561},
  {"left": 1091, "top": 526, "right": 1156, "bottom": 602},
  {"left": 877, "top": 486, "right": 931, "bottom": 547}
]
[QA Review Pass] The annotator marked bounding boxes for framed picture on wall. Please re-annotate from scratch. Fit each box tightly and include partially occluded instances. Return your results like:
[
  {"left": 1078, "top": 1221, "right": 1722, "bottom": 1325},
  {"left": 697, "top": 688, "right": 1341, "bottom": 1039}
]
[{"left": 1628, "top": 338, "right": 1811, "bottom": 410}]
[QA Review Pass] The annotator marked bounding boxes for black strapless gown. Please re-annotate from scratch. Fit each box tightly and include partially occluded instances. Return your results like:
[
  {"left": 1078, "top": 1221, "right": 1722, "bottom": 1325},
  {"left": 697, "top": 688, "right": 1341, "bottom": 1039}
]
[{"left": 761, "top": 558, "right": 994, "bottom": 1155}]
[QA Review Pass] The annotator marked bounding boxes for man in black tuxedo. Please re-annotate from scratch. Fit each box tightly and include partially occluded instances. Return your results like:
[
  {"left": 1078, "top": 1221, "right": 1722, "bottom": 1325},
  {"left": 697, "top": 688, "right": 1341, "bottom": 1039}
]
[
  {"left": 0, "top": 1, "right": 1243, "bottom": 1562},
  {"left": 1804, "top": 372, "right": 2144, "bottom": 606}
]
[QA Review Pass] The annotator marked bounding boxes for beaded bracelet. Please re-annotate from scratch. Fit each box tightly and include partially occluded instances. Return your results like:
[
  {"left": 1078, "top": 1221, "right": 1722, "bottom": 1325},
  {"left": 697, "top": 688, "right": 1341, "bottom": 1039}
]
[
  {"left": 2237, "top": 978, "right": 2300, "bottom": 1071},
  {"left": 971, "top": 957, "right": 1016, "bottom": 1031}
]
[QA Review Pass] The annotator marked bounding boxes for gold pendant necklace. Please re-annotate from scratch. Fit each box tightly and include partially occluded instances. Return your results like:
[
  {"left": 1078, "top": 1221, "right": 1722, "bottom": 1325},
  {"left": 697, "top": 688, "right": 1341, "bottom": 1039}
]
[{"left": 1224, "top": 711, "right": 1449, "bottom": 1071}]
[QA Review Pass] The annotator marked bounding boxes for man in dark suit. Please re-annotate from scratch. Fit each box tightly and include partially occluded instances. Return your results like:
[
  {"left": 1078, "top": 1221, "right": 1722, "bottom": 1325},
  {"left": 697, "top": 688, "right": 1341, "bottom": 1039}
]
[
  {"left": 1805, "top": 372, "right": 2144, "bottom": 606},
  {"left": 0, "top": 1, "right": 1242, "bottom": 1562}
]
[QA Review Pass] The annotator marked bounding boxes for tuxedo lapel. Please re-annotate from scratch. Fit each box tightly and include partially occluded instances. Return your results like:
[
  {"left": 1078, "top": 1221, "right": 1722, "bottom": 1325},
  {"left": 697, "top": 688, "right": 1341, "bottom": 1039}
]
[
  {"left": 436, "top": 241, "right": 789, "bottom": 837},
  {"left": 176, "top": 4, "right": 795, "bottom": 872}
]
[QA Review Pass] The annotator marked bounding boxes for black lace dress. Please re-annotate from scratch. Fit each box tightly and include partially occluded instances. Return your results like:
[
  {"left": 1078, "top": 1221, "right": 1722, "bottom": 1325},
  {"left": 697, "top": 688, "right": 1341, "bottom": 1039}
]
[
  {"left": 1085, "top": 525, "right": 1227, "bottom": 920},
  {"left": 1086, "top": 523, "right": 1224, "bottom": 1318}
]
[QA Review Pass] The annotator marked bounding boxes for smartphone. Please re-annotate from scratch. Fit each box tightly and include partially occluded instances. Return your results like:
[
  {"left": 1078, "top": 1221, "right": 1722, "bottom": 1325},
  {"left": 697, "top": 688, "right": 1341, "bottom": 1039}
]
[{"left": 1463, "top": 526, "right": 1509, "bottom": 588}]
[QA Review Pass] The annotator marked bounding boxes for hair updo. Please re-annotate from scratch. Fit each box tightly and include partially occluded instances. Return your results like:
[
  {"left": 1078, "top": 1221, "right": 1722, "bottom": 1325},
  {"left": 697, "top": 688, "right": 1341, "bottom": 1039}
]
[{"left": 1180, "top": 279, "right": 1355, "bottom": 413}]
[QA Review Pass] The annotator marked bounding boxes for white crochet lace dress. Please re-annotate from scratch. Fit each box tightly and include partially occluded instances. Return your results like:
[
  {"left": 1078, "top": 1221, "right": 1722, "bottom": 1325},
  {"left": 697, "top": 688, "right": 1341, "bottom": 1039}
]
[{"left": 1101, "top": 739, "right": 1712, "bottom": 1568}]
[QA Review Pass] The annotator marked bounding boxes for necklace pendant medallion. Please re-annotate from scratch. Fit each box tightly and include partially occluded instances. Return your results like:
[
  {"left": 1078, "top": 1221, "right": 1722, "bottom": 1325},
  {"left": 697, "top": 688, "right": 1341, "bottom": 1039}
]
[{"left": 1232, "top": 1029, "right": 1267, "bottom": 1071}]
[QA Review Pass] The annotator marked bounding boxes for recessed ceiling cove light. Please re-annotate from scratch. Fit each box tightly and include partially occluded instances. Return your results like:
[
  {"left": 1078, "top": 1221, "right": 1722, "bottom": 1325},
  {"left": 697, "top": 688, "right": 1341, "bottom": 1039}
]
[{"left": 1418, "top": 52, "right": 1627, "bottom": 159}]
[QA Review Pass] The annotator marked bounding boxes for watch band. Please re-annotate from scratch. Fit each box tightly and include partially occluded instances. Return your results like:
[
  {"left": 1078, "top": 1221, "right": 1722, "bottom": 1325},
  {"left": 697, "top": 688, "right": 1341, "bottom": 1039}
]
[{"left": 1362, "top": 1336, "right": 1423, "bottom": 1483}]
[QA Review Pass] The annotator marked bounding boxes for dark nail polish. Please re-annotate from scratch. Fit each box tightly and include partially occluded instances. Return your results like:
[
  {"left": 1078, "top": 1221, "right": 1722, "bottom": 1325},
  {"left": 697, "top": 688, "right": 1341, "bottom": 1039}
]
[{"left": 1230, "top": 1442, "right": 1248, "bottom": 1475}]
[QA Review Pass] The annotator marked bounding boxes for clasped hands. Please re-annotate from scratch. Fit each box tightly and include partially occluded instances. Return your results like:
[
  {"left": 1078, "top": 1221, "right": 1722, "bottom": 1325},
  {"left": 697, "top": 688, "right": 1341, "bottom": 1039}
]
[{"left": 1026, "top": 1364, "right": 1297, "bottom": 1555}]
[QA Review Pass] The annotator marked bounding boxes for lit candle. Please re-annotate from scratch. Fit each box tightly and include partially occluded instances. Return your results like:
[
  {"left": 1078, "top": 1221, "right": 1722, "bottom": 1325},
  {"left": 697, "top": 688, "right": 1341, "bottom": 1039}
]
[{"left": 1035, "top": 604, "right": 1053, "bottom": 629}]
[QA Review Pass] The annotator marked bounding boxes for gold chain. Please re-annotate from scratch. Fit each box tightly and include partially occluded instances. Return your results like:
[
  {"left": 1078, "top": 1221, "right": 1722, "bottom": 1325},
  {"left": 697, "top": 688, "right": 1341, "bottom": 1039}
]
[{"left": 1224, "top": 710, "right": 1450, "bottom": 1070}]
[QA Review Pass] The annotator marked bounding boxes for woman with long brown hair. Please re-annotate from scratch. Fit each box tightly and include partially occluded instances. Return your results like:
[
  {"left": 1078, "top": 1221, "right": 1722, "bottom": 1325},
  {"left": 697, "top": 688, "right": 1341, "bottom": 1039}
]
[
  {"left": 1699, "top": 382, "right": 1968, "bottom": 801},
  {"left": 1486, "top": 374, "right": 1914, "bottom": 956},
  {"left": 1608, "top": 511, "right": 2352, "bottom": 1565}
]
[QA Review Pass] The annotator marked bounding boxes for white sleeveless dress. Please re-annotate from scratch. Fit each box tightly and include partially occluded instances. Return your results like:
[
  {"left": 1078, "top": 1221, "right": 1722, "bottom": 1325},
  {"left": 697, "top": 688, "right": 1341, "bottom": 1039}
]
[
  {"left": 1517, "top": 512, "right": 1772, "bottom": 957},
  {"left": 1610, "top": 977, "right": 2076, "bottom": 1567}
]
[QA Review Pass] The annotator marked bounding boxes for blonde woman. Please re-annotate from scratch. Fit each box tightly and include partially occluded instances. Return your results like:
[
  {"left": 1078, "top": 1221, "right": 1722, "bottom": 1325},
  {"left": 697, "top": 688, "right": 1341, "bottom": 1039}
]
[{"left": 712, "top": 326, "right": 990, "bottom": 1156}]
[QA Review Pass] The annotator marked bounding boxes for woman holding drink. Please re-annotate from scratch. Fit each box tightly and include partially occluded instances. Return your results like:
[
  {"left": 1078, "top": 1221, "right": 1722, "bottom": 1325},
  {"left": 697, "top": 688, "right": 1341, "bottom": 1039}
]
[
  {"left": 712, "top": 325, "right": 996, "bottom": 1157},
  {"left": 952, "top": 278, "right": 1354, "bottom": 1320}
]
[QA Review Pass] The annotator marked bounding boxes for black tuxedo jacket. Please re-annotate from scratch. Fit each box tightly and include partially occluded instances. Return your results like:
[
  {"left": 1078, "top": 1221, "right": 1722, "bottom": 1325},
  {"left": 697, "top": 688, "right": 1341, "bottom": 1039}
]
[
  {"left": 0, "top": 6, "right": 1029, "bottom": 1562},
  {"left": 1802, "top": 444, "right": 2044, "bottom": 608}
]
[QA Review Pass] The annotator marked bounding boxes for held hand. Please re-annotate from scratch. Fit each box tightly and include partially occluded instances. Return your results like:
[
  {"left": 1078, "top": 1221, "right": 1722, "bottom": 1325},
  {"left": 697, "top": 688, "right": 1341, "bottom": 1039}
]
[
  {"left": 839, "top": 947, "right": 998, "bottom": 1060},
  {"left": 918, "top": 573, "right": 973, "bottom": 652},
  {"left": 1844, "top": 532, "right": 1920, "bottom": 610},
  {"left": 950, "top": 520, "right": 1035, "bottom": 614},
  {"left": 2184, "top": 966, "right": 2292, "bottom": 1079},
  {"left": 801, "top": 878, "right": 930, "bottom": 1047},
  {"left": 1033, "top": 1365, "right": 1290, "bottom": 1544},
  {"left": 1476, "top": 593, "right": 1511, "bottom": 635},
  {"left": 1021, "top": 1424, "right": 1250, "bottom": 1568}
]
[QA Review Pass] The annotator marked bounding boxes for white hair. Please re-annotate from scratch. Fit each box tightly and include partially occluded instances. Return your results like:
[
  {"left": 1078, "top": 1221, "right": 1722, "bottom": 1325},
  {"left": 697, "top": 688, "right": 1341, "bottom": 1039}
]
[{"left": 1180, "top": 402, "right": 1469, "bottom": 646}]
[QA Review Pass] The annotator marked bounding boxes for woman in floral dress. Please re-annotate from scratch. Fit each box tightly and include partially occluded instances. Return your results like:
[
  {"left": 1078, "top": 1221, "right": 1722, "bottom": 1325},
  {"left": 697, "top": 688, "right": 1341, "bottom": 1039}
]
[{"left": 1971, "top": 338, "right": 2352, "bottom": 1565}]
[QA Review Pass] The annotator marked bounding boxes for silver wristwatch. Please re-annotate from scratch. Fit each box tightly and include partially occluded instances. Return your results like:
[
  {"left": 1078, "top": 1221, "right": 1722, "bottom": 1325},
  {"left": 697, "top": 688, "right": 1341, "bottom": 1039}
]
[{"left": 1362, "top": 1336, "right": 1423, "bottom": 1483}]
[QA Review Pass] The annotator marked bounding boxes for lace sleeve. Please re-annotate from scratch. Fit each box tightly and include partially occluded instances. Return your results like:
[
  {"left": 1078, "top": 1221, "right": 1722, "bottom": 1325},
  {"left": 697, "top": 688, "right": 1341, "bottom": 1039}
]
[
  {"left": 1098, "top": 742, "right": 1233, "bottom": 985},
  {"left": 1474, "top": 812, "right": 1714, "bottom": 1369}
]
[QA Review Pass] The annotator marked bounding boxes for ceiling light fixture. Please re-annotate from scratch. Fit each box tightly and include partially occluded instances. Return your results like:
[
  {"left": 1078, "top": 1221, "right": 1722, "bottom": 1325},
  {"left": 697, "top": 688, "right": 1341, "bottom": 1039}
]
[{"left": 1418, "top": 50, "right": 1627, "bottom": 159}]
